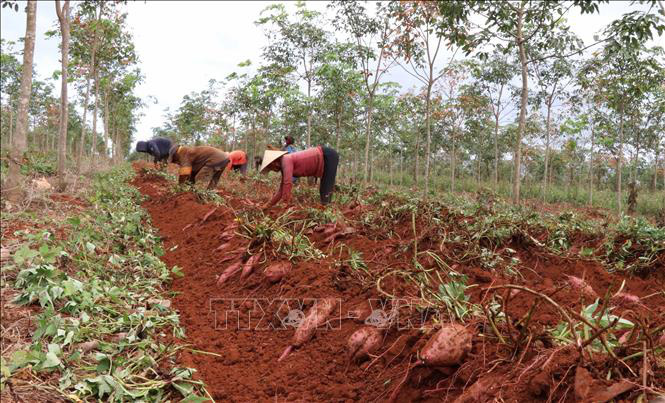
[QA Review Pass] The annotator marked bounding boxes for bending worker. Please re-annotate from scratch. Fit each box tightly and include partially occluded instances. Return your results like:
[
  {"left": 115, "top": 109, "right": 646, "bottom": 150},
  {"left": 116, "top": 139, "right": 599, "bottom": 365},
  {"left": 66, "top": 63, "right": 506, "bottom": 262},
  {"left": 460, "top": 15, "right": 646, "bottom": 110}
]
[
  {"left": 136, "top": 137, "right": 172, "bottom": 168},
  {"left": 225, "top": 150, "right": 248, "bottom": 175},
  {"left": 169, "top": 144, "right": 230, "bottom": 190},
  {"left": 260, "top": 145, "right": 339, "bottom": 208}
]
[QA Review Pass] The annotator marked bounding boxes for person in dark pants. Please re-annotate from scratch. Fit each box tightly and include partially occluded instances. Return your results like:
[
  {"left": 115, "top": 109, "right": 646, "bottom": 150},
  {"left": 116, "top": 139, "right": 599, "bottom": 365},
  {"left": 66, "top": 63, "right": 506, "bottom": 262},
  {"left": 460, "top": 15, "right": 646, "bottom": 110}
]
[
  {"left": 169, "top": 145, "right": 230, "bottom": 190},
  {"left": 136, "top": 137, "right": 172, "bottom": 169},
  {"left": 254, "top": 156, "right": 263, "bottom": 171},
  {"left": 260, "top": 146, "right": 339, "bottom": 208}
]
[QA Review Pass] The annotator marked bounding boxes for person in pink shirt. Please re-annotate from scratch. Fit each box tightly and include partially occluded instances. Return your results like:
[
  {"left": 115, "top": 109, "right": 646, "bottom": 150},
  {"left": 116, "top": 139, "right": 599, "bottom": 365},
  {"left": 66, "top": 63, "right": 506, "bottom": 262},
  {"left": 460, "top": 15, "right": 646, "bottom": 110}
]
[{"left": 260, "top": 146, "right": 339, "bottom": 208}]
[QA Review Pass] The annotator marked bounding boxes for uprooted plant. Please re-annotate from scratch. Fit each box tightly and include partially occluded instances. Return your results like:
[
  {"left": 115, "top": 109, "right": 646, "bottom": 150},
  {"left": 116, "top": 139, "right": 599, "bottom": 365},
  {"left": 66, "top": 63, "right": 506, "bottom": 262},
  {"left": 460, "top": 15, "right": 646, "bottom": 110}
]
[{"left": 237, "top": 209, "right": 324, "bottom": 261}]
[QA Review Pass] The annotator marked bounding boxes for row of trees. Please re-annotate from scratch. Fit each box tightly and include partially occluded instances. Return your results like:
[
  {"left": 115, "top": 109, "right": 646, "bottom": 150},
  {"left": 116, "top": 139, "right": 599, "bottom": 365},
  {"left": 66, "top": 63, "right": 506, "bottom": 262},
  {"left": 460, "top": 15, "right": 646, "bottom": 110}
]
[
  {"left": 153, "top": 1, "right": 664, "bottom": 212},
  {"left": 1, "top": 0, "right": 143, "bottom": 201}
]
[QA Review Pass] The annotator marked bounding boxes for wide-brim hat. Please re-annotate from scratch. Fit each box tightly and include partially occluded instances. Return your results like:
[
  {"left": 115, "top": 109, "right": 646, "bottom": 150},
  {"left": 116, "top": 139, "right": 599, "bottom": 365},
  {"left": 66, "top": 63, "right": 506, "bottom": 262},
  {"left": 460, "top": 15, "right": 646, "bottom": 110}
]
[{"left": 260, "top": 150, "right": 287, "bottom": 173}]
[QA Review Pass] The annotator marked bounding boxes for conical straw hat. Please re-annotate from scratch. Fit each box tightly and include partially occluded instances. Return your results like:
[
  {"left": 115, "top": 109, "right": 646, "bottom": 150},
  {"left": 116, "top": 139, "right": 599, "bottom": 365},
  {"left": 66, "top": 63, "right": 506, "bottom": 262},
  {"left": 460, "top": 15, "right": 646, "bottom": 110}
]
[{"left": 260, "top": 150, "right": 288, "bottom": 172}]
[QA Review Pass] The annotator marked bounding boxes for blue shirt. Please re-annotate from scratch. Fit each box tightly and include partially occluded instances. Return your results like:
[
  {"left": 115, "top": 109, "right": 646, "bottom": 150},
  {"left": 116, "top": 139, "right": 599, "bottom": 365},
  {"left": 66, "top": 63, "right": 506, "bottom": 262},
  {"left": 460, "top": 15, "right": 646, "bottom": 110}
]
[{"left": 284, "top": 145, "right": 296, "bottom": 154}]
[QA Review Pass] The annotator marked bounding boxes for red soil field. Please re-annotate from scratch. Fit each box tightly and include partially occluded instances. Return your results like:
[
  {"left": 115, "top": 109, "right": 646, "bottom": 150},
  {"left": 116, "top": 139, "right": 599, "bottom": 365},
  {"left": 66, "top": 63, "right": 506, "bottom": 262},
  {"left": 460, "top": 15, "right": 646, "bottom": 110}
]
[{"left": 131, "top": 162, "right": 664, "bottom": 402}]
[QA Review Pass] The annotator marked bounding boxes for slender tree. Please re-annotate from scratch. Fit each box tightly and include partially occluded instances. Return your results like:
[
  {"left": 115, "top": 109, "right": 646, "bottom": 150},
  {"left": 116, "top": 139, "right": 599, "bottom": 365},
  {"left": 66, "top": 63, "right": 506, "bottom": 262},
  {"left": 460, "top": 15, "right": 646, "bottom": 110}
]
[
  {"left": 390, "top": 1, "right": 457, "bottom": 194},
  {"left": 468, "top": 53, "right": 517, "bottom": 189},
  {"left": 5, "top": 0, "right": 36, "bottom": 202},
  {"left": 55, "top": 0, "right": 71, "bottom": 191},
  {"left": 332, "top": 1, "right": 395, "bottom": 184},
  {"left": 72, "top": 1, "right": 103, "bottom": 172}
]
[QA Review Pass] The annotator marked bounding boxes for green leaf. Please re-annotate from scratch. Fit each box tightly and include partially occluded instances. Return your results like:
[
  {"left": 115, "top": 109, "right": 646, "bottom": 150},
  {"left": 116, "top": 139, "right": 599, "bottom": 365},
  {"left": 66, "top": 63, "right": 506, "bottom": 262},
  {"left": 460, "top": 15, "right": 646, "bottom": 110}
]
[
  {"left": 1, "top": 360, "right": 11, "bottom": 380},
  {"left": 42, "top": 345, "right": 62, "bottom": 368},
  {"left": 173, "top": 381, "right": 194, "bottom": 395},
  {"left": 67, "top": 216, "right": 81, "bottom": 227},
  {"left": 181, "top": 393, "right": 210, "bottom": 403},
  {"left": 86, "top": 375, "right": 116, "bottom": 398},
  {"left": 108, "top": 254, "right": 123, "bottom": 266},
  {"left": 13, "top": 245, "right": 39, "bottom": 265},
  {"left": 9, "top": 350, "right": 36, "bottom": 370},
  {"left": 171, "top": 266, "right": 185, "bottom": 278},
  {"left": 85, "top": 242, "right": 96, "bottom": 253},
  {"left": 96, "top": 356, "right": 111, "bottom": 374}
]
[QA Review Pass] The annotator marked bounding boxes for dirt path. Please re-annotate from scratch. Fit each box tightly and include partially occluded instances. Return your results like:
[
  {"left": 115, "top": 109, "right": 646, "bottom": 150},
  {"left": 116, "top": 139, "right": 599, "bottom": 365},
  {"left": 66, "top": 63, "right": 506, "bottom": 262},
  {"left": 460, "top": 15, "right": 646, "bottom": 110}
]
[{"left": 131, "top": 163, "right": 665, "bottom": 402}]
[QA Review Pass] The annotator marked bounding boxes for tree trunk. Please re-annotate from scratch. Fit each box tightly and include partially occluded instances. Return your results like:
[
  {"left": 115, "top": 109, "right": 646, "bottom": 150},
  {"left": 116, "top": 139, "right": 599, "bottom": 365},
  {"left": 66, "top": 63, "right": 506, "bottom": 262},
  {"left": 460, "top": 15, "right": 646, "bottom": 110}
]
[
  {"left": 632, "top": 125, "right": 640, "bottom": 185},
  {"left": 451, "top": 129, "right": 456, "bottom": 193},
  {"left": 55, "top": 0, "right": 70, "bottom": 191},
  {"left": 425, "top": 83, "right": 432, "bottom": 195},
  {"left": 513, "top": 5, "right": 528, "bottom": 205},
  {"left": 617, "top": 101, "right": 624, "bottom": 213},
  {"left": 335, "top": 105, "right": 341, "bottom": 151},
  {"left": 250, "top": 115, "right": 256, "bottom": 165},
  {"left": 369, "top": 145, "right": 374, "bottom": 184},
  {"left": 493, "top": 109, "right": 500, "bottom": 189},
  {"left": 653, "top": 142, "right": 660, "bottom": 192},
  {"left": 114, "top": 126, "right": 121, "bottom": 163},
  {"left": 364, "top": 96, "right": 374, "bottom": 184},
  {"left": 306, "top": 79, "right": 312, "bottom": 147},
  {"left": 399, "top": 149, "right": 403, "bottom": 186},
  {"left": 477, "top": 156, "right": 481, "bottom": 187},
  {"left": 103, "top": 89, "right": 110, "bottom": 160},
  {"left": 5, "top": 0, "right": 37, "bottom": 202},
  {"left": 76, "top": 6, "right": 101, "bottom": 173},
  {"left": 542, "top": 98, "right": 552, "bottom": 201},
  {"left": 353, "top": 150, "right": 358, "bottom": 183},
  {"left": 389, "top": 153, "right": 393, "bottom": 186},
  {"left": 492, "top": 85, "right": 504, "bottom": 189},
  {"left": 8, "top": 105, "right": 13, "bottom": 148},
  {"left": 414, "top": 125, "right": 420, "bottom": 184},
  {"left": 77, "top": 77, "right": 91, "bottom": 172},
  {"left": 588, "top": 117, "right": 594, "bottom": 206},
  {"left": 91, "top": 70, "right": 100, "bottom": 162}
]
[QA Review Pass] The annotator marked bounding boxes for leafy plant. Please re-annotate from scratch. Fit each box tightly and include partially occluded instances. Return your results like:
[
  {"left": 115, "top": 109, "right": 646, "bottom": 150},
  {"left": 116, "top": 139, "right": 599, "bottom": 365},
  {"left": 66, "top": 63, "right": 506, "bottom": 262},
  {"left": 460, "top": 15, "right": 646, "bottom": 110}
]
[
  {"left": 4, "top": 165, "right": 210, "bottom": 401},
  {"left": 434, "top": 275, "right": 474, "bottom": 321},
  {"left": 549, "top": 299, "right": 634, "bottom": 351}
]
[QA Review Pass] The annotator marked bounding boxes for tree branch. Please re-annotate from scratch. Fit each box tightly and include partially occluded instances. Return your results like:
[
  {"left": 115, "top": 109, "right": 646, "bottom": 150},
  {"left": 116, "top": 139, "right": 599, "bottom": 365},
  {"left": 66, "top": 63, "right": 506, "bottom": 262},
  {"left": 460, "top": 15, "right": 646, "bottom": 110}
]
[
  {"left": 527, "top": 37, "right": 610, "bottom": 65},
  {"left": 393, "top": 57, "right": 427, "bottom": 85}
]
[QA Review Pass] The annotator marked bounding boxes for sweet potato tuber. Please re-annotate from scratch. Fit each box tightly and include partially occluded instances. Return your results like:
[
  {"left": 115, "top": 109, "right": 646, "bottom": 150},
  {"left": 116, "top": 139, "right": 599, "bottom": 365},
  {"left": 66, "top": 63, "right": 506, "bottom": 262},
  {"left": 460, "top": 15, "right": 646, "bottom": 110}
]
[
  {"left": 219, "top": 248, "right": 244, "bottom": 264},
  {"left": 418, "top": 323, "right": 472, "bottom": 367},
  {"left": 347, "top": 326, "right": 382, "bottom": 362},
  {"left": 216, "top": 242, "right": 232, "bottom": 252},
  {"left": 201, "top": 207, "right": 218, "bottom": 223},
  {"left": 241, "top": 254, "right": 261, "bottom": 279},
  {"left": 566, "top": 275, "right": 597, "bottom": 299},
  {"left": 323, "top": 227, "right": 356, "bottom": 244},
  {"left": 264, "top": 261, "right": 292, "bottom": 283},
  {"left": 610, "top": 292, "right": 642, "bottom": 307},
  {"left": 217, "top": 261, "right": 242, "bottom": 285},
  {"left": 278, "top": 298, "right": 337, "bottom": 362}
]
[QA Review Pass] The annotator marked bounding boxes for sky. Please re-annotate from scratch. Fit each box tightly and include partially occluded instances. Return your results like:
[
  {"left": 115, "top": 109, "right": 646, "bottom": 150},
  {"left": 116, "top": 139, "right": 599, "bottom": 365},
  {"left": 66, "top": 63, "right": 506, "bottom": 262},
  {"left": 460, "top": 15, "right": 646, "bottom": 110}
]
[{"left": 0, "top": 1, "right": 659, "bottom": 149}]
